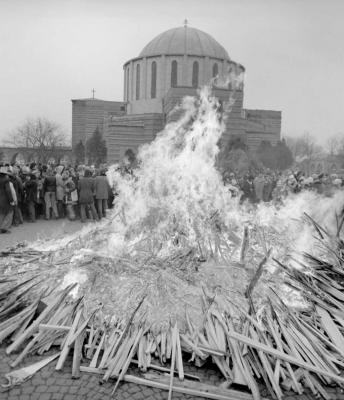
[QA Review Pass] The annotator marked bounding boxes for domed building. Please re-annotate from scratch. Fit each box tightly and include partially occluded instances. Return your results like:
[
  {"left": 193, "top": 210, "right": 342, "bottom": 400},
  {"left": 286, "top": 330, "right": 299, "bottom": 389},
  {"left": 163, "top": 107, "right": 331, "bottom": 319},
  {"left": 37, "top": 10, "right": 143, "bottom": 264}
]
[{"left": 72, "top": 24, "right": 281, "bottom": 164}]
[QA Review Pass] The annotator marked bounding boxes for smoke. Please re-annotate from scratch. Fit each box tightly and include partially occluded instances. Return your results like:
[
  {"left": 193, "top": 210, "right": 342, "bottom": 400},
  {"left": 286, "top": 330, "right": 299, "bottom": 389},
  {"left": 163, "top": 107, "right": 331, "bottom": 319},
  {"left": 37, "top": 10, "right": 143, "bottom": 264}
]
[{"left": 107, "top": 85, "right": 240, "bottom": 258}]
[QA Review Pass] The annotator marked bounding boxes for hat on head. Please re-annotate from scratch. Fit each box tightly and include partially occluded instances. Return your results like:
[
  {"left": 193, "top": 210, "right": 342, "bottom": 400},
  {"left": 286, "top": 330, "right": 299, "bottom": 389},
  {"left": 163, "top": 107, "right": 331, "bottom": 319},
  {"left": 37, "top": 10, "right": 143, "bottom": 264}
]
[{"left": 0, "top": 166, "right": 9, "bottom": 175}]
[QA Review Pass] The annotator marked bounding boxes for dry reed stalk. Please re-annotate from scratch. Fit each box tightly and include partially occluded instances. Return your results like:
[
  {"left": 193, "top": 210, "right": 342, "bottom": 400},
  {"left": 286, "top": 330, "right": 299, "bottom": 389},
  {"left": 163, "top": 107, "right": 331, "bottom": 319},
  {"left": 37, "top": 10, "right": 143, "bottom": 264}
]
[
  {"left": 264, "top": 316, "right": 303, "bottom": 395},
  {"left": 175, "top": 330, "right": 184, "bottom": 380},
  {"left": 98, "top": 329, "right": 120, "bottom": 369},
  {"left": 72, "top": 331, "right": 85, "bottom": 379},
  {"left": 103, "top": 331, "right": 135, "bottom": 380},
  {"left": 6, "top": 283, "right": 77, "bottom": 355},
  {"left": 168, "top": 323, "right": 178, "bottom": 400},
  {"left": 111, "top": 326, "right": 144, "bottom": 395},
  {"left": 89, "top": 329, "right": 106, "bottom": 368},
  {"left": 240, "top": 226, "right": 249, "bottom": 265},
  {"left": 56, "top": 307, "right": 83, "bottom": 370}
]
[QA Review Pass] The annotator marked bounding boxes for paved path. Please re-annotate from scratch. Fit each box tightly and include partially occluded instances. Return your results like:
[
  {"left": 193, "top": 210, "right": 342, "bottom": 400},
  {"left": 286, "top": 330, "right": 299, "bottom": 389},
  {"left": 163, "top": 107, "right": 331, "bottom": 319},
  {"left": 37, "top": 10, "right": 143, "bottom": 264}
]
[{"left": 0, "top": 219, "right": 84, "bottom": 251}]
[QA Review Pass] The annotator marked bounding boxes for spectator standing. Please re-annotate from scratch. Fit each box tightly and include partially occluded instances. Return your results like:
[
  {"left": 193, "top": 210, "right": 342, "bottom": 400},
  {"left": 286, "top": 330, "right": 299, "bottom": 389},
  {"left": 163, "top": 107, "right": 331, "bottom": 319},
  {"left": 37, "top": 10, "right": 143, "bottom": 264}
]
[
  {"left": 43, "top": 169, "right": 58, "bottom": 220},
  {"left": 9, "top": 166, "right": 24, "bottom": 226},
  {"left": 78, "top": 169, "right": 99, "bottom": 222},
  {"left": 0, "top": 167, "right": 15, "bottom": 233},
  {"left": 23, "top": 173, "right": 38, "bottom": 222},
  {"left": 241, "top": 175, "right": 255, "bottom": 203},
  {"left": 253, "top": 174, "right": 265, "bottom": 202},
  {"left": 95, "top": 169, "right": 110, "bottom": 218},
  {"left": 62, "top": 171, "right": 76, "bottom": 221},
  {"left": 55, "top": 165, "right": 65, "bottom": 218}
]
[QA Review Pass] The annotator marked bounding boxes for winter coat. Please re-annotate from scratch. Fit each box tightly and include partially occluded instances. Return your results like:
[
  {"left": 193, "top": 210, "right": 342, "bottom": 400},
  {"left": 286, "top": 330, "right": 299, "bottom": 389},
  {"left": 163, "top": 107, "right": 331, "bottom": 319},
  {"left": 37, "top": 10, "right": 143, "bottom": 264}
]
[
  {"left": 241, "top": 179, "right": 255, "bottom": 202},
  {"left": 64, "top": 179, "right": 76, "bottom": 204},
  {"left": 55, "top": 174, "right": 64, "bottom": 201},
  {"left": 24, "top": 179, "right": 38, "bottom": 203},
  {"left": 43, "top": 176, "right": 56, "bottom": 193},
  {"left": 78, "top": 177, "right": 95, "bottom": 204},
  {"left": 254, "top": 177, "right": 265, "bottom": 201},
  {"left": 0, "top": 174, "right": 14, "bottom": 213},
  {"left": 95, "top": 176, "right": 110, "bottom": 200}
]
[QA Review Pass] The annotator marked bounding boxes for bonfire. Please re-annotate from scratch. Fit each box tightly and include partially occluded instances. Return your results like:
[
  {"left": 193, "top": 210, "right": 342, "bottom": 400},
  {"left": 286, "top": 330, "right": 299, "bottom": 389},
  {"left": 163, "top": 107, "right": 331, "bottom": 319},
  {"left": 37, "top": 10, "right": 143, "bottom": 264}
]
[{"left": 1, "top": 85, "right": 344, "bottom": 400}]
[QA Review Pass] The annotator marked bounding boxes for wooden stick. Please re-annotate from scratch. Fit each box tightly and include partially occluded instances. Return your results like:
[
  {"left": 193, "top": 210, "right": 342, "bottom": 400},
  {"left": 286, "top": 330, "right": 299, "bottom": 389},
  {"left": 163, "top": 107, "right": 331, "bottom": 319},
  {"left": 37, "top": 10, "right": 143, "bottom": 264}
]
[
  {"left": 89, "top": 330, "right": 106, "bottom": 368},
  {"left": 245, "top": 249, "right": 271, "bottom": 299},
  {"left": 72, "top": 332, "right": 84, "bottom": 379},
  {"left": 56, "top": 307, "right": 83, "bottom": 370},
  {"left": 175, "top": 330, "right": 184, "bottom": 381},
  {"left": 6, "top": 283, "right": 77, "bottom": 355},
  {"left": 111, "top": 326, "right": 144, "bottom": 395},
  {"left": 80, "top": 367, "right": 257, "bottom": 400},
  {"left": 225, "top": 328, "right": 344, "bottom": 384},
  {"left": 240, "top": 226, "right": 249, "bottom": 265},
  {"left": 168, "top": 323, "right": 178, "bottom": 400}
]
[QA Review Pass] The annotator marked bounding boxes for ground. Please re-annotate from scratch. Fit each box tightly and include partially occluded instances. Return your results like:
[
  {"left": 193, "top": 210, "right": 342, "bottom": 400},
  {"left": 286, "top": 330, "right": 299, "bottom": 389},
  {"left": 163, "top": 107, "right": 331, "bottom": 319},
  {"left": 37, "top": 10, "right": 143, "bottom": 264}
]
[{"left": 0, "top": 221, "right": 343, "bottom": 400}]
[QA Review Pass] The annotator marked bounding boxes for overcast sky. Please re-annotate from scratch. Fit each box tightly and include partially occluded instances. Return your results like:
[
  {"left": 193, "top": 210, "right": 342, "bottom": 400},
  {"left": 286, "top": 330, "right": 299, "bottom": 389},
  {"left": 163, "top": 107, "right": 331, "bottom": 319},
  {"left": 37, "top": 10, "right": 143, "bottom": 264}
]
[{"left": 0, "top": 0, "right": 343, "bottom": 144}]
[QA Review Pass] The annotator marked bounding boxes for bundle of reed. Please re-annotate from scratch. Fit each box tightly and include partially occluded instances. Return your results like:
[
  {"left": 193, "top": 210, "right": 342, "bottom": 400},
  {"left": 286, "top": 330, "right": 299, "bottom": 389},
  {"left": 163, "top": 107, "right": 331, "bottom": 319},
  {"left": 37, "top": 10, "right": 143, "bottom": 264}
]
[{"left": 1, "top": 213, "right": 344, "bottom": 400}]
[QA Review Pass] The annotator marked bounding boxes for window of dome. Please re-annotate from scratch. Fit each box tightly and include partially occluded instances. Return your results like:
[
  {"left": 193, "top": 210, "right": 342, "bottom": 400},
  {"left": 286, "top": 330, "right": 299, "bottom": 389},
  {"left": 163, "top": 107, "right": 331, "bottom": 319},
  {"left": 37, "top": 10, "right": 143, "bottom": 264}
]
[
  {"left": 136, "top": 64, "right": 140, "bottom": 100},
  {"left": 126, "top": 68, "right": 130, "bottom": 101},
  {"left": 192, "top": 61, "right": 199, "bottom": 88},
  {"left": 212, "top": 63, "right": 219, "bottom": 78},
  {"left": 171, "top": 60, "right": 178, "bottom": 88},
  {"left": 151, "top": 61, "right": 157, "bottom": 99}
]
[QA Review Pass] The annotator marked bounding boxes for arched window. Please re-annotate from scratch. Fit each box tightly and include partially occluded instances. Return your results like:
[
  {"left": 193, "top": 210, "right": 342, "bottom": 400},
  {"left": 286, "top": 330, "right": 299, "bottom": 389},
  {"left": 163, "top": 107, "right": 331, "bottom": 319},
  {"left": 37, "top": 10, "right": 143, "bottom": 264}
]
[
  {"left": 151, "top": 61, "right": 157, "bottom": 98},
  {"left": 136, "top": 64, "right": 140, "bottom": 100},
  {"left": 171, "top": 60, "right": 178, "bottom": 87},
  {"left": 126, "top": 68, "right": 130, "bottom": 101},
  {"left": 192, "top": 61, "right": 199, "bottom": 88},
  {"left": 212, "top": 63, "right": 219, "bottom": 78}
]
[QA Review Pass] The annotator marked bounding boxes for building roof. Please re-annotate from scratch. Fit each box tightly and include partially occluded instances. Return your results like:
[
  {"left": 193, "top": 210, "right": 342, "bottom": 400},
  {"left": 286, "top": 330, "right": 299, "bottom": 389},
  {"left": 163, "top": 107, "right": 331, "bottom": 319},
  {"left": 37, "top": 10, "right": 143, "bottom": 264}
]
[{"left": 139, "top": 26, "right": 230, "bottom": 60}]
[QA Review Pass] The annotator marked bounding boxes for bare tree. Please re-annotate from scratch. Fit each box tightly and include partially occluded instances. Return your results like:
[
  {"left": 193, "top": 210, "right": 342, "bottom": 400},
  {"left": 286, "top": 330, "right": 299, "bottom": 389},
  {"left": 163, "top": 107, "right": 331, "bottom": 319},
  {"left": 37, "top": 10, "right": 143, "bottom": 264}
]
[
  {"left": 6, "top": 117, "right": 69, "bottom": 163},
  {"left": 326, "top": 134, "right": 340, "bottom": 155},
  {"left": 285, "top": 132, "right": 323, "bottom": 161}
]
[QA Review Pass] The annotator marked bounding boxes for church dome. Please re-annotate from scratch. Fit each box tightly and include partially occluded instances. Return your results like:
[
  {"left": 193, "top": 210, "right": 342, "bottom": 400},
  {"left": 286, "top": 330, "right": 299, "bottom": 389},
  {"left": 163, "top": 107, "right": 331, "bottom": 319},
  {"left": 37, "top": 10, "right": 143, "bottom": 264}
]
[{"left": 139, "top": 26, "right": 230, "bottom": 60}]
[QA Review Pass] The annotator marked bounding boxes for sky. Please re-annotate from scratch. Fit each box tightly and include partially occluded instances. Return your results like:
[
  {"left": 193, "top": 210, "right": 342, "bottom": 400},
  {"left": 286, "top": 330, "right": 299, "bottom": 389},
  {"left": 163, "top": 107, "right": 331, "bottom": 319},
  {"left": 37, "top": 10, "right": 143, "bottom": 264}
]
[{"left": 0, "top": 0, "right": 343, "bottom": 145}]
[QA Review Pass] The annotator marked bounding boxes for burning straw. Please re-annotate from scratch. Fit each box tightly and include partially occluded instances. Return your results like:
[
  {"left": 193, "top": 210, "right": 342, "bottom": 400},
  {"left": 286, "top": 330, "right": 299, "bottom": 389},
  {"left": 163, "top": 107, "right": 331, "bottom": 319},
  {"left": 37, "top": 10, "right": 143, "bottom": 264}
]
[{"left": 1, "top": 84, "right": 344, "bottom": 399}]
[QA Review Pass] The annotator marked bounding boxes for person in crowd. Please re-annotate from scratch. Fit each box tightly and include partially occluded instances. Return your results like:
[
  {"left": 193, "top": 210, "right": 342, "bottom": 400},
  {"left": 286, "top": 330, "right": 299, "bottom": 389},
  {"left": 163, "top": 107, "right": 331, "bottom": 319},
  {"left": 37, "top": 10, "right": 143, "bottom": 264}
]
[
  {"left": 95, "top": 169, "right": 111, "bottom": 218},
  {"left": 23, "top": 173, "right": 38, "bottom": 222},
  {"left": 8, "top": 166, "right": 24, "bottom": 226},
  {"left": 78, "top": 168, "right": 99, "bottom": 223},
  {"left": 0, "top": 166, "right": 15, "bottom": 233},
  {"left": 35, "top": 169, "right": 45, "bottom": 219},
  {"left": 62, "top": 170, "right": 77, "bottom": 221},
  {"left": 240, "top": 175, "right": 255, "bottom": 203},
  {"left": 43, "top": 168, "right": 58, "bottom": 220},
  {"left": 254, "top": 173, "right": 265, "bottom": 202},
  {"left": 55, "top": 165, "right": 65, "bottom": 218}
]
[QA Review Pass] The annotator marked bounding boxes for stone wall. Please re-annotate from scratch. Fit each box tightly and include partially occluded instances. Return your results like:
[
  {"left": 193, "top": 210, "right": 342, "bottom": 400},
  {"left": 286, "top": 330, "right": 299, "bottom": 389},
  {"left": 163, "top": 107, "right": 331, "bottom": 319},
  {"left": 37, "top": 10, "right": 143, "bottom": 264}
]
[
  {"left": 105, "top": 113, "right": 164, "bottom": 164},
  {"left": 71, "top": 99, "right": 125, "bottom": 148},
  {"left": 0, "top": 146, "right": 73, "bottom": 165}
]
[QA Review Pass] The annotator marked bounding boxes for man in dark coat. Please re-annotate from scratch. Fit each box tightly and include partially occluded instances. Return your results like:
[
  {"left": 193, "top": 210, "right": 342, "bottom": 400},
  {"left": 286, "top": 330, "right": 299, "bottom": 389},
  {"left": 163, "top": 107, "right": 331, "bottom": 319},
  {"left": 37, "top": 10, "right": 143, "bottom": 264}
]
[
  {"left": 95, "top": 169, "right": 111, "bottom": 218},
  {"left": 9, "top": 167, "right": 24, "bottom": 226},
  {"left": 78, "top": 169, "right": 99, "bottom": 223},
  {"left": 0, "top": 167, "right": 15, "bottom": 233},
  {"left": 43, "top": 169, "right": 58, "bottom": 220},
  {"left": 240, "top": 175, "right": 255, "bottom": 204},
  {"left": 23, "top": 173, "right": 38, "bottom": 222}
]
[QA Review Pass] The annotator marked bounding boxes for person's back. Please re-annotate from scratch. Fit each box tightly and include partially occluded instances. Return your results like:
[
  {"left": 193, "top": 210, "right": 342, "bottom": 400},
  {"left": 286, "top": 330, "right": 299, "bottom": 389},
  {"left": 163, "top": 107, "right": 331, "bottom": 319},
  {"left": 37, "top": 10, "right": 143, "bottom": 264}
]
[
  {"left": 78, "top": 170, "right": 98, "bottom": 222},
  {"left": 95, "top": 175, "right": 109, "bottom": 200},
  {"left": 44, "top": 175, "right": 56, "bottom": 193},
  {"left": 78, "top": 176, "right": 95, "bottom": 204}
]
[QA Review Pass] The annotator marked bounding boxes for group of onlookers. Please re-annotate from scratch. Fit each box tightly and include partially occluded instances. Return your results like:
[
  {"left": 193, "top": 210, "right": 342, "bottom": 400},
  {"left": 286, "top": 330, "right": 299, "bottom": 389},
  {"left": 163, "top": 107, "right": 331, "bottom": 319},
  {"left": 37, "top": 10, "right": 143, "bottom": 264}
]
[
  {"left": 0, "top": 163, "right": 114, "bottom": 234},
  {"left": 224, "top": 170, "right": 344, "bottom": 204}
]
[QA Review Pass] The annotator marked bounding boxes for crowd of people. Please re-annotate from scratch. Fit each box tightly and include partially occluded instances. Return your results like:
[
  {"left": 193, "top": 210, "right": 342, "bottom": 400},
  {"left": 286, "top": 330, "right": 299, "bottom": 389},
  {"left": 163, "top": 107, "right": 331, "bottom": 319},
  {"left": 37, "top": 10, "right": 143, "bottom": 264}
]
[
  {"left": 224, "top": 170, "right": 344, "bottom": 204},
  {"left": 0, "top": 163, "right": 114, "bottom": 234},
  {"left": 1, "top": 160, "right": 344, "bottom": 235}
]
